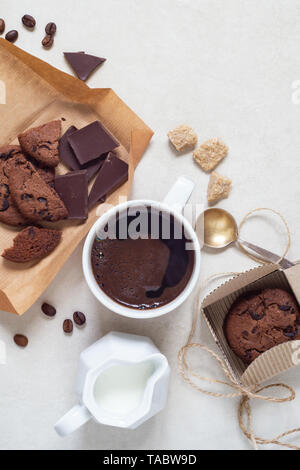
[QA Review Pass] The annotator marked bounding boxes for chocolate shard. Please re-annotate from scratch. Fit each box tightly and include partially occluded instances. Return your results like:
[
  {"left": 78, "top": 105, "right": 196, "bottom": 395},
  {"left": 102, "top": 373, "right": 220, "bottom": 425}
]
[
  {"left": 64, "top": 52, "right": 106, "bottom": 81},
  {"left": 54, "top": 170, "right": 88, "bottom": 220},
  {"left": 88, "top": 153, "right": 128, "bottom": 209},
  {"left": 59, "top": 125, "right": 104, "bottom": 181},
  {"left": 67, "top": 121, "right": 119, "bottom": 165}
]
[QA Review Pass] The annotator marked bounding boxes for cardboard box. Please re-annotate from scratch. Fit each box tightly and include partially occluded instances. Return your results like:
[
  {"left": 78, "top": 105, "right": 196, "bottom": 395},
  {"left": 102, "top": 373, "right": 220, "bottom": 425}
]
[{"left": 202, "top": 263, "right": 300, "bottom": 386}]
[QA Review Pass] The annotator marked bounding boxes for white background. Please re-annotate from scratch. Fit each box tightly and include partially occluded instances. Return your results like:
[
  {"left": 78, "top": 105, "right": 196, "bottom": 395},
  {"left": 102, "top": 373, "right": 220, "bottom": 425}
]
[{"left": 1, "top": 0, "right": 300, "bottom": 450}]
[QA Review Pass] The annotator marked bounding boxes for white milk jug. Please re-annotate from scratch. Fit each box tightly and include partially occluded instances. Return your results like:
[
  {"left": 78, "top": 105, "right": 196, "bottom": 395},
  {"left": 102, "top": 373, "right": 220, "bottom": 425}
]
[{"left": 55, "top": 332, "right": 170, "bottom": 435}]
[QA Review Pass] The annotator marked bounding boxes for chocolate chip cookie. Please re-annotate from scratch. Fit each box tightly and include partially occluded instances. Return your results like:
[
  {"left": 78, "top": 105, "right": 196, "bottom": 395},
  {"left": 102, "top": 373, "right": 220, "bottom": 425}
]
[
  {"left": 224, "top": 288, "right": 300, "bottom": 364},
  {"left": 2, "top": 226, "right": 62, "bottom": 263},
  {"left": 27, "top": 156, "right": 55, "bottom": 186},
  {"left": 9, "top": 156, "right": 68, "bottom": 223},
  {"left": 0, "top": 146, "right": 28, "bottom": 227},
  {"left": 18, "top": 120, "right": 61, "bottom": 168}
]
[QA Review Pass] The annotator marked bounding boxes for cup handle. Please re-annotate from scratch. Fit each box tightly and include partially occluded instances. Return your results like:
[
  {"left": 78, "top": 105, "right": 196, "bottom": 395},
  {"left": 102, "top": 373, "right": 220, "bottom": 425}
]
[
  {"left": 163, "top": 176, "right": 194, "bottom": 213},
  {"left": 54, "top": 404, "right": 92, "bottom": 437}
]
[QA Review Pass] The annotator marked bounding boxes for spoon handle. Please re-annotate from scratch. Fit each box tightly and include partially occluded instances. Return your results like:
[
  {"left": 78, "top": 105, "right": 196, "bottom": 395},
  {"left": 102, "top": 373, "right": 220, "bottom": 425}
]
[{"left": 238, "top": 238, "right": 295, "bottom": 269}]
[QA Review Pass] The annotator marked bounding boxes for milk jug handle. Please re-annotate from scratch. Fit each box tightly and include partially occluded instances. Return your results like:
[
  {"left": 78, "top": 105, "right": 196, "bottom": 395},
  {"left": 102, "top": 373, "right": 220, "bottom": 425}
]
[
  {"left": 163, "top": 176, "right": 194, "bottom": 213},
  {"left": 54, "top": 404, "right": 91, "bottom": 437}
]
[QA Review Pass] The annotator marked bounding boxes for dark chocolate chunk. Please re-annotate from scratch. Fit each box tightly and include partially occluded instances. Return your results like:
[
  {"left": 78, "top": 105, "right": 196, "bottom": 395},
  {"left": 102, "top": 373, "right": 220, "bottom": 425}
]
[
  {"left": 42, "top": 303, "right": 56, "bottom": 317},
  {"left": 54, "top": 170, "right": 88, "bottom": 220},
  {"left": 88, "top": 152, "right": 128, "bottom": 209},
  {"left": 279, "top": 304, "right": 291, "bottom": 311},
  {"left": 249, "top": 310, "right": 265, "bottom": 321},
  {"left": 284, "top": 326, "right": 298, "bottom": 338},
  {"left": 64, "top": 51, "right": 106, "bottom": 81},
  {"left": 73, "top": 311, "right": 86, "bottom": 326},
  {"left": 67, "top": 121, "right": 119, "bottom": 165},
  {"left": 14, "top": 334, "right": 28, "bottom": 347},
  {"left": 58, "top": 126, "right": 104, "bottom": 182},
  {"left": 63, "top": 319, "right": 73, "bottom": 334}
]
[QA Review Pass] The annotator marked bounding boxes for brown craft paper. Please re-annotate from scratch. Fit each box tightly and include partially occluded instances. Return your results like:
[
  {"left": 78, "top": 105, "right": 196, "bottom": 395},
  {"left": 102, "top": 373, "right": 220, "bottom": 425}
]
[
  {"left": 0, "top": 39, "right": 153, "bottom": 315},
  {"left": 202, "top": 263, "right": 300, "bottom": 386}
]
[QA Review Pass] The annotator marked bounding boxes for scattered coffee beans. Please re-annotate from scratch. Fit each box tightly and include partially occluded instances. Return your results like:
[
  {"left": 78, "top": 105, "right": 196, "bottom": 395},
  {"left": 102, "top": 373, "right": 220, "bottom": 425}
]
[
  {"left": 42, "top": 302, "right": 56, "bottom": 317},
  {"left": 14, "top": 334, "right": 28, "bottom": 348},
  {"left": 73, "top": 311, "right": 86, "bottom": 326},
  {"left": 0, "top": 19, "right": 5, "bottom": 35},
  {"left": 45, "top": 22, "right": 56, "bottom": 36},
  {"left": 63, "top": 319, "right": 73, "bottom": 333},
  {"left": 22, "top": 14, "right": 36, "bottom": 29},
  {"left": 5, "top": 30, "right": 18, "bottom": 43},
  {"left": 42, "top": 34, "right": 53, "bottom": 48}
]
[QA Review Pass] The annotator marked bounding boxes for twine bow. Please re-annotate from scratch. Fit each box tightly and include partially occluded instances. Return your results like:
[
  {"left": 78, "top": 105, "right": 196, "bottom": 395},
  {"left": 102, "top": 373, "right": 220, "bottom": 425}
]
[{"left": 178, "top": 208, "right": 300, "bottom": 450}]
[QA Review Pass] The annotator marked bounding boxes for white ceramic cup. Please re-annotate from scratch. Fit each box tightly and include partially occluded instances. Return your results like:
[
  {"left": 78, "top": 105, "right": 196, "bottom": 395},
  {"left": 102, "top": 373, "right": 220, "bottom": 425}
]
[{"left": 82, "top": 176, "right": 201, "bottom": 319}]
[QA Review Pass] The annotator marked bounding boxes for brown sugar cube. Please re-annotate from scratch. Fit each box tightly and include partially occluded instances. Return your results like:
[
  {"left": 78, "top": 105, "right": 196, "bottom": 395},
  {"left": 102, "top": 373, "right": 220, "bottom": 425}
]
[
  {"left": 193, "top": 138, "right": 228, "bottom": 172},
  {"left": 207, "top": 171, "right": 232, "bottom": 204},
  {"left": 167, "top": 124, "right": 197, "bottom": 152}
]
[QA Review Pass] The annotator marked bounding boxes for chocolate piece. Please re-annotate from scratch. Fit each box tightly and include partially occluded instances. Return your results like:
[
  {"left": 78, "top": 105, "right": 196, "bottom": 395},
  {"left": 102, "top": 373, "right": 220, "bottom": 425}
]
[
  {"left": 67, "top": 121, "right": 119, "bottom": 165},
  {"left": 58, "top": 126, "right": 104, "bottom": 181},
  {"left": 88, "top": 153, "right": 128, "bottom": 208},
  {"left": 42, "top": 303, "right": 56, "bottom": 317},
  {"left": 63, "top": 319, "right": 73, "bottom": 333},
  {"left": 14, "top": 334, "right": 28, "bottom": 347},
  {"left": 22, "top": 15, "right": 36, "bottom": 29},
  {"left": 5, "top": 30, "right": 18, "bottom": 43},
  {"left": 54, "top": 170, "right": 88, "bottom": 220},
  {"left": 2, "top": 226, "right": 62, "bottom": 263},
  {"left": 73, "top": 311, "right": 86, "bottom": 326},
  {"left": 64, "top": 52, "right": 106, "bottom": 81}
]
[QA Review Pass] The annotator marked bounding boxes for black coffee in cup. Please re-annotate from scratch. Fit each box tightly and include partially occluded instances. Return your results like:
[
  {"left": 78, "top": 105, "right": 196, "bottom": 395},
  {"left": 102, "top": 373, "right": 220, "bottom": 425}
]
[{"left": 91, "top": 207, "right": 195, "bottom": 310}]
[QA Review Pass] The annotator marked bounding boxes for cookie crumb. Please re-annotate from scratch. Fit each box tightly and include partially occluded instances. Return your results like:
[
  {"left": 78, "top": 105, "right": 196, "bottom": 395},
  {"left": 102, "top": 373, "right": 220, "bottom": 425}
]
[
  {"left": 207, "top": 171, "right": 232, "bottom": 204},
  {"left": 167, "top": 124, "right": 197, "bottom": 152},
  {"left": 194, "top": 138, "right": 228, "bottom": 172}
]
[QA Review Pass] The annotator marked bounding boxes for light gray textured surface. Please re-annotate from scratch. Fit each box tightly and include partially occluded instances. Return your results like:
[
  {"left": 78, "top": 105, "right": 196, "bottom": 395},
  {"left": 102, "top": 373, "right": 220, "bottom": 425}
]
[{"left": 1, "top": 0, "right": 300, "bottom": 450}]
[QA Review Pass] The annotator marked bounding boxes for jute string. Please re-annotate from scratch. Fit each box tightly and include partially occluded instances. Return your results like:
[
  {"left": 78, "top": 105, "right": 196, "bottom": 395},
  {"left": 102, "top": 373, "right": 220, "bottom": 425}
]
[{"left": 177, "top": 208, "right": 300, "bottom": 450}]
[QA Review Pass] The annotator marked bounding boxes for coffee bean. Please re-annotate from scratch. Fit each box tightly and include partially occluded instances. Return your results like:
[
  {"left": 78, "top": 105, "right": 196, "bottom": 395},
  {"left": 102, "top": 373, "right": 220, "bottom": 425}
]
[
  {"left": 5, "top": 30, "right": 18, "bottom": 43},
  {"left": 14, "top": 334, "right": 28, "bottom": 348},
  {"left": 73, "top": 311, "right": 86, "bottom": 326},
  {"left": 0, "top": 19, "right": 5, "bottom": 35},
  {"left": 42, "top": 34, "right": 54, "bottom": 48},
  {"left": 22, "top": 14, "right": 36, "bottom": 29},
  {"left": 42, "top": 34, "right": 53, "bottom": 48},
  {"left": 45, "top": 22, "right": 56, "bottom": 35},
  {"left": 63, "top": 319, "right": 73, "bottom": 333},
  {"left": 42, "top": 302, "right": 56, "bottom": 317}
]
